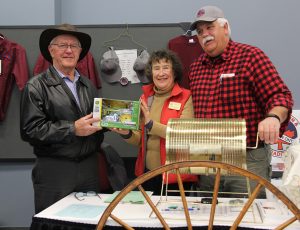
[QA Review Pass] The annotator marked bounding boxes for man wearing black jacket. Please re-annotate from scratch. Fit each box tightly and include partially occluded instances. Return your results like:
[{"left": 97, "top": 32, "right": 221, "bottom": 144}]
[{"left": 20, "top": 24, "right": 104, "bottom": 213}]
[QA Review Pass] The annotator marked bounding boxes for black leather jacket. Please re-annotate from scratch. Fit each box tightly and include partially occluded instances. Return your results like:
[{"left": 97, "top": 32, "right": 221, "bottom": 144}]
[{"left": 20, "top": 66, "right": 104, "bottom": 160}]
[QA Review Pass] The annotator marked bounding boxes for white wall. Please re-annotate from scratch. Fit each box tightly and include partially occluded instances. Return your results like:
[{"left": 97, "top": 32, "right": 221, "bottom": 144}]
[{"left": 0, "top": 0, "right": 56, "bottom": 25}]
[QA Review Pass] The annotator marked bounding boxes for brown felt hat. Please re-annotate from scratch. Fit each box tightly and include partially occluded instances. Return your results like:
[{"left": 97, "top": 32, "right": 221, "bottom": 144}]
[{"left": 39, "top": 23, "right": 91, "bottom": 62}]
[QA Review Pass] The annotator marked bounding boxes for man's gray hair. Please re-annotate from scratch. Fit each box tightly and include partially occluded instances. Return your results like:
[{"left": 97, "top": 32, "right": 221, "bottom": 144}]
[{"left": 217, "top": 18, "right": 231, "bottom": 36}]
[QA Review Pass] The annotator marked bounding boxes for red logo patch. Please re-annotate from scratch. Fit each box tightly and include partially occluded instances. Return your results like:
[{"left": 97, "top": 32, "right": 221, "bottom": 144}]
[{"left": 197, "top": 9, "right": 205, "bottom": 17}]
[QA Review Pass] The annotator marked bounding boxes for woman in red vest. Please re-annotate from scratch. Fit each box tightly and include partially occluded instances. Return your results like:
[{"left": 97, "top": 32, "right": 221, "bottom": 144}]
[{"left": 111, "top": 49, "right": 197, "bottom": 195}]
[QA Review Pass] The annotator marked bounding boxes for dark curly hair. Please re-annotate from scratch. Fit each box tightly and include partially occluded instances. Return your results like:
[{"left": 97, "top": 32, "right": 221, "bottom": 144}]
[{"left": 145, "top": 49, "right": 183, "bottom": 83}]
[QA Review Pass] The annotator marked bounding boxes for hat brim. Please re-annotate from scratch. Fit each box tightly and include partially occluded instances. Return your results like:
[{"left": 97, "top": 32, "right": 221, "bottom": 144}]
[
  {"left": 190, "top": 17, "right": 218, "bottom": 31},
  {"left": 135, "top": 71, "right": 150, "bottom": 84},
  {"left": 100, "top": 67, "right": 122, "bottom": 83},
  {"left": 39, "top": 28, "right": 91, "bottom": 63}
]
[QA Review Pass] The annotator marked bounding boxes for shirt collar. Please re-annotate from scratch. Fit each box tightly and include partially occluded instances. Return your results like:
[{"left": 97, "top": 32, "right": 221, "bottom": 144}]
[
  {"left": 54, "top": 67, "right": 80, "bottom": 82},
  {"left": 201, "top": 40, "right": 234, "bottom": 64}
]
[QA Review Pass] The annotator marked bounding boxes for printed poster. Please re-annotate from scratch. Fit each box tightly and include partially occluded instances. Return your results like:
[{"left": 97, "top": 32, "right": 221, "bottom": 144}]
[{"left": 270, "top": 110, "right": 300, "bottom": 172}]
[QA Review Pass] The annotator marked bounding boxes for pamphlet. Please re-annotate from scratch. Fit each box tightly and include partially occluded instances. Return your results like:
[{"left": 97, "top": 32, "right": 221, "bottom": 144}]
[
  {"left": 55, "top": 204, "right": 106, "bottom": 218},
  {"left": 104, "top": 191, "right": 153, "bottom": 204}
]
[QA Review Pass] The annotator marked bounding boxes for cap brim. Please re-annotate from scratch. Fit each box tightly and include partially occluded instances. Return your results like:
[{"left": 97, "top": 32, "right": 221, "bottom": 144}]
[
  {"left": 190, "top": 17, "right": 218, "bottom": 31},
  {"left": 39, "top": 28, "right": 91, "bottom": 63}
]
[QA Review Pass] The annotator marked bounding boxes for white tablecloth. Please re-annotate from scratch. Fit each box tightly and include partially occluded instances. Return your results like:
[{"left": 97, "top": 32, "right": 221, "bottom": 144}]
[{"left": 34, "top": 193, "right": 300, "bottom": 229}]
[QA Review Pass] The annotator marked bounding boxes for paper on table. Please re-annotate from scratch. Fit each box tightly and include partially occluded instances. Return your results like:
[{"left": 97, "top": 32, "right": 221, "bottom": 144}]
[
  {"left": 55, "top": 204, "right": 106, "bottom": 218},
  {"left": 104, "top": 191, "right": 153, "bottom": 204}
]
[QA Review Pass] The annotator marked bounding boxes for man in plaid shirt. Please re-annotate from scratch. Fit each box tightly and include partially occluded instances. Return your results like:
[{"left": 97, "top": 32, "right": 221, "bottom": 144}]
[{"left": 189, "top": 6, "right": 293, "bottom": 198}]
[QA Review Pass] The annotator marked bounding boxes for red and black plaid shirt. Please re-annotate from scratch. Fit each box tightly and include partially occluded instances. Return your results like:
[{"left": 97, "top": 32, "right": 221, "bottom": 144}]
[{"left": 189, "top": 40, "right": 293, "bottom": 147}]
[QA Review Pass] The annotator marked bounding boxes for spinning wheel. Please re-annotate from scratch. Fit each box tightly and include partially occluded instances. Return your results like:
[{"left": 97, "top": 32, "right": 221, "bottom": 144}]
[{"left": 96, "top": 161, "right": 300, "bottom": 230}]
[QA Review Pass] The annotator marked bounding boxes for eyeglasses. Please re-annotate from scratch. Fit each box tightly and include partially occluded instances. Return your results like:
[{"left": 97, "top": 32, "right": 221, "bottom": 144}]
[
  {"left": 74, "top": 191, "right": 102, "bottom": 201},
  {"left": 51, "top": 43, "right": 81, "bottom": 50}
]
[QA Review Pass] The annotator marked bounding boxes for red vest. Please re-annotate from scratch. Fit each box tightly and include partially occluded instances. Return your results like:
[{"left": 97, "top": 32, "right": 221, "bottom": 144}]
[{"left": 135, "top": 83, "right": 197, "bottom": 184}]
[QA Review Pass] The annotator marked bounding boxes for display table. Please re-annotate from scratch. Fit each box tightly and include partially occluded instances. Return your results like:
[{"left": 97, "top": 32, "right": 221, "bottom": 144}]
[{"left": 30, "top": 193, "right": 300, "bottom": 230}]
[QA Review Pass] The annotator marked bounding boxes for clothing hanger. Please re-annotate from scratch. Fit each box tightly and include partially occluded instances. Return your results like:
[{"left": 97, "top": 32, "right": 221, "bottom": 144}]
[
  {"left": 103, "top": 24, "right": 147, "bottom": 50},
  {"left": 183, "top": 29, "right": 192, "bottom": 37},
  {"left": 179, "top": 22, "right": 192, "bottom": 37}
]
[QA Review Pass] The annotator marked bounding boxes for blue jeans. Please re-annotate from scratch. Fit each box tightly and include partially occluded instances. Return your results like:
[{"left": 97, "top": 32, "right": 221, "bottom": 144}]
[{"left": 196, "top": 145, "right": 272, "bottom": 198}]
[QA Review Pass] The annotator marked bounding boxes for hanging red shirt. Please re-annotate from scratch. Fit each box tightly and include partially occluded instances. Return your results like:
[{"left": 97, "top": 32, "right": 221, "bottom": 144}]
[
  {"left": 0, "top": 34, "right": 29, "bottom": 121},
  {"left": 168, "top": 35, "right": 203, "bottom": 89}
]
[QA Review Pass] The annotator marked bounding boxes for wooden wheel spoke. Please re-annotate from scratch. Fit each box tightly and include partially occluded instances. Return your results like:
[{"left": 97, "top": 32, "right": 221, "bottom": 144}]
[
  {"left": 275, "top": 216, "right": 298, "bottom": 230},
  {"left": 231, "top": 183, "right": 263, "bottom": 229},
  {"left": 208, "top": 168, "right": 221, "bottom": 230},
  {"left": 110, "top": 213, "right": 135, "bottom": 230},
  {"left": 176, "top": 168, "right": 192, "bottom": 230},
  {"left": 138, "top": 185, "right": 171, "bottom": 230}
]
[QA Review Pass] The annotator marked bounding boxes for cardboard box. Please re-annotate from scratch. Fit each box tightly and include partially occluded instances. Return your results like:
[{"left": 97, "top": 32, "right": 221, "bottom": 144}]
[{"left": 93, "top": 98, "right": 140, "bottom": 130}]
